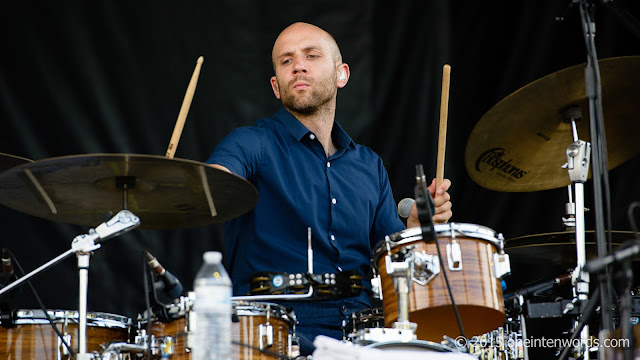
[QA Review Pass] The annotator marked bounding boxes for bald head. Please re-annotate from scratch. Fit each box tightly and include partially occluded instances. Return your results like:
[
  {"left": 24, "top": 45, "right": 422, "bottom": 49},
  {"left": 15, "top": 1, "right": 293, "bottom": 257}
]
[{"left": 271, "top": 22, "right": 342, "bottom": 72}]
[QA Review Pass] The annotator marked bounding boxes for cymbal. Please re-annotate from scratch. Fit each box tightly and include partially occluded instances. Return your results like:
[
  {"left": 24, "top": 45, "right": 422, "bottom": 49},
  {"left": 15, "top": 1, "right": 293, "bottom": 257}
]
[
  {"left": 465, "top": 56, "right": 640, "bottom": 192},
  {"left": 504, "top": 230, "right": 637, "bottom": 286},
  {"left": 0, "top": 154, "right": 258, "bottom": 229},
  {"left": 0, "top": 153, "right": 33, "bottom": 173}
]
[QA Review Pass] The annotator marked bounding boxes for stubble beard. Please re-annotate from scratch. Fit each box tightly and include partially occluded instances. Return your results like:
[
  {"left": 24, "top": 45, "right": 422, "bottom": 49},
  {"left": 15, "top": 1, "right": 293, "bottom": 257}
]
[{"left": 280, "top": 76, "right": 336, "bottom": 115}]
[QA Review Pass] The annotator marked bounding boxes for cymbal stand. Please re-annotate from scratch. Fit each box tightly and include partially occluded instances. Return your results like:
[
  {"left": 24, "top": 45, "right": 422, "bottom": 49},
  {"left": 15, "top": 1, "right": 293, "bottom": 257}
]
[
  {"left": 562, "top": 116, "right": 591, "bottom": 359},
  {"left": 0, "top": 210, "right": 140, "bottom": 359}
]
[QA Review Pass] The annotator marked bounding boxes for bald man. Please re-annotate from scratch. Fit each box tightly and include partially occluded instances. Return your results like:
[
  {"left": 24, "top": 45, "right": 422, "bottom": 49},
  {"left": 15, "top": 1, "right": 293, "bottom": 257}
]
[{"left": 207, "top": 22, "right": 452, "bottom": 355}]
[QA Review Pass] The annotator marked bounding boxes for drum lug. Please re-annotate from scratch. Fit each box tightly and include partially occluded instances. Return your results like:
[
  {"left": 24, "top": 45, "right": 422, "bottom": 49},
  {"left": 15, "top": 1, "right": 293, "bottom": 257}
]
[
  {"left": 58, "top": 333, "right": 72, "bottom": 360},
  {"left": 259, "top": 323, "right": 274, "bottom": 349},
  {"left": 446, "top": 240, "right": 463, "bottom": 271},
  {"left": 493, "top": 252, "right": 512, "bottom": 279},
  {"left": 288, "top": 333, "right": 300, "bottom": 358}
]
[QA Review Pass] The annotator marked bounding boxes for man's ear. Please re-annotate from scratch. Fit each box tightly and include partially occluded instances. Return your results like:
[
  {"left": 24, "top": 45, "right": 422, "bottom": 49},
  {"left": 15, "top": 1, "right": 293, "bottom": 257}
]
[
  {"left": 270, "top": 76, "right": 281, "bottom": 99},
  {"left": 336, "top": 63, "right": 350, "bottom": 88}
]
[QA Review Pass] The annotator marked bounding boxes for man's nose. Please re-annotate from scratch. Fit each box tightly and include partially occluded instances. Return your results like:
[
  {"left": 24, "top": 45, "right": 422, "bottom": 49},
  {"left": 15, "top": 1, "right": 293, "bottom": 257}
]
[{"left": 292, "top": 57, "right": 308, "bottom": 75}]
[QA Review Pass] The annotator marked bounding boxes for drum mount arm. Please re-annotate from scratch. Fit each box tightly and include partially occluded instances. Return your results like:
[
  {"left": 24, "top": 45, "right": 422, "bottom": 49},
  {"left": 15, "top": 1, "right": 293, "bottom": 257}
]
[{"left": 384, "top": 237, "right": 440, "bottom": 335}]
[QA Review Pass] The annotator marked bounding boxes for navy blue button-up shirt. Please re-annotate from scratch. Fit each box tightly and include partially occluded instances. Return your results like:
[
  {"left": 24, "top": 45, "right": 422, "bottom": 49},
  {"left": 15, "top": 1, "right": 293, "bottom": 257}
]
[{"left": 207, "top": 107, "right": 405, "bottom": 304}]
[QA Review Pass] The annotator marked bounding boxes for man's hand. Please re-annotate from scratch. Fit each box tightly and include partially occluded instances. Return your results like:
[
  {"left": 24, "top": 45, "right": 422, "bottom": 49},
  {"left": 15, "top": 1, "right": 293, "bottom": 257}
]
[{"left": 407, "top": 178, "right": 452, "bottom": 228}]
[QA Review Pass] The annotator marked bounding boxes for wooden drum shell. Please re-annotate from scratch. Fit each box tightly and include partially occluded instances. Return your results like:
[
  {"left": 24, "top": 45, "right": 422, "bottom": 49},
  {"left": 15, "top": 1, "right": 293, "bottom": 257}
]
[
  {"left": 0, "top": 310, "right": 132, "bottom": 360},
  {"left": 375, "top": 224, "right": 505, "bottom": 341}
]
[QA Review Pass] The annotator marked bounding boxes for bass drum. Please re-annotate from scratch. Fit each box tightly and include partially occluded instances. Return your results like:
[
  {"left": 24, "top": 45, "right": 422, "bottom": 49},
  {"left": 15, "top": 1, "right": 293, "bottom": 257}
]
[
  {"left": 0, "top": 309, "right": 132, "bottom": 359},
  {"left": 374, "top": 223, "right": 506, "bottom": 341}
]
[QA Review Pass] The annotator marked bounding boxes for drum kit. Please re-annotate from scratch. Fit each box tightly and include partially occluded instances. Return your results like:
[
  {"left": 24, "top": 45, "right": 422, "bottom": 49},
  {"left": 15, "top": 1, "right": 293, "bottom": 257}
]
[{"left": 0, "top": 53, "right": 639, "bottom": 359}]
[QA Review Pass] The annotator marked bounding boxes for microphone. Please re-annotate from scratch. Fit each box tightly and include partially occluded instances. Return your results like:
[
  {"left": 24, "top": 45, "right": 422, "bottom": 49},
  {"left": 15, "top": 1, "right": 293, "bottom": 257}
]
[
  {"left": 144, "top": 251, "right": 184, "bottom": 300},
  {"left": 397, "top": 198, "right": 415, "bottom": 218}
]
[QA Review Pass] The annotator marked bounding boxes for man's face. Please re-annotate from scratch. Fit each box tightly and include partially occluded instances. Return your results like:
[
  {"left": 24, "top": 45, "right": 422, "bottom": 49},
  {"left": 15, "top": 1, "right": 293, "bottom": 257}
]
[{"left": 271, "top": 24, "right": 339, "bottom": 114}]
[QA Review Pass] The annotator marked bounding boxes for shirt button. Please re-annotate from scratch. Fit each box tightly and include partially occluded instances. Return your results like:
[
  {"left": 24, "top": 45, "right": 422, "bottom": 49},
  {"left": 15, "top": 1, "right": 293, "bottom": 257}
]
[
  {"left": 331, "top": 235, "right": 335, "bottom": 241},
  {"left": 309, "top": 134, "right": 316, "bottom": 140},
  {"left": 327, "top": 162, "right": 331, "bottom": 168},
  {"left": 332, "top": 198, "right": 337, "bottom": 205}
]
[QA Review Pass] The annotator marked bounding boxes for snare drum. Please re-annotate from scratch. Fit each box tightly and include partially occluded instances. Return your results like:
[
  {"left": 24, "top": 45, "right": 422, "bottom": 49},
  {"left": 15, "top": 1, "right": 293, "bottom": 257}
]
[
  {"left": 0, "top": 309, "right": 132, "bottom": 359},
  {"left": 374, "top": 223, "right": 507, "bottom": 341},
  {"left": 141, "top": 297, "right": 296, "bottom": 360}
]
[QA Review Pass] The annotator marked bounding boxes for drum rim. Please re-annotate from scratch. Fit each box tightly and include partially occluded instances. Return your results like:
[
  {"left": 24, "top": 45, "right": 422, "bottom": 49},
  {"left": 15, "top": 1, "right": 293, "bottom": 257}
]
[
  {"left": 373, "top": 222, "right": 501, "bottom": 259},
  {"left": 233, "top": 301, "right": 295, "bottom": 325},
  {"left": 13, "top": 309, "right": 132, "bottom": 328},
  {"left": 366, "top": 339, "right": 459, "bottom": 352}
]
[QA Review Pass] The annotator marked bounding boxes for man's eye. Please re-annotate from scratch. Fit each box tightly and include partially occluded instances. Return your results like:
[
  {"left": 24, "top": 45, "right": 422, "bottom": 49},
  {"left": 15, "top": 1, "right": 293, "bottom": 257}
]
[{"left": 282, "top": 59, "right": 291, "bottom": 65}]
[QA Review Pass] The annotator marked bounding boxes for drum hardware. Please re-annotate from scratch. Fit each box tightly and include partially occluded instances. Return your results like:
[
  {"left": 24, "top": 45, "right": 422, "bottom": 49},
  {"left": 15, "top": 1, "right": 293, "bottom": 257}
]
[
  {"left": 383, "top": 238, "right": 415, "bottom": 335},
  {"left": 446, "top": 240, "right": 462, "bottom": 271},
  {"left": 0, "top": 210, "right": 139, "bottom": 359},
  {"left": 258, "top": 304, "right": 274, "bottom": 350},
  {"left": 248, "top": 270, "right": 365, "bottom": 300},
  {"left": 234, "top": 228, "right": 315, "bottom": 302},
  {"left": 236, "top": 227, "right": 366, "bottom": 302}
]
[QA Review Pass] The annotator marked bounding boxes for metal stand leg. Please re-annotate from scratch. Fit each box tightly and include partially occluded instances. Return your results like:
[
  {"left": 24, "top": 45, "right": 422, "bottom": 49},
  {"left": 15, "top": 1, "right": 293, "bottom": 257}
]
[
  {"left": 77, "top": 253, "right": 90, "bottom": 358},
  {"left": 563, "top": 118, "right": 592, "bottom": 359}
]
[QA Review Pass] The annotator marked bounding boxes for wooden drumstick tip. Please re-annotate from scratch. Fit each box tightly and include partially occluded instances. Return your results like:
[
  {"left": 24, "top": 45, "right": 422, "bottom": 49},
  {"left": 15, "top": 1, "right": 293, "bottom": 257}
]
[{"left": 197, "top": 56, "right": 204, "bottom": 64}]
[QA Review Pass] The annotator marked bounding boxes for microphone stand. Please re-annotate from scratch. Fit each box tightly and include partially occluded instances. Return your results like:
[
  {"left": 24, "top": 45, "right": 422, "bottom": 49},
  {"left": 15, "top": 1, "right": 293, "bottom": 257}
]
[{"left": 0, "top": 210, "right": 140, "bottom": 359}]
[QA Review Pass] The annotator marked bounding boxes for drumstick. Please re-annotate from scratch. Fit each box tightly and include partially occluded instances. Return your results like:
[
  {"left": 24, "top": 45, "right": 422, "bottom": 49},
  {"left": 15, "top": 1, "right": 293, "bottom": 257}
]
[
  {"left": 436, "top": 64, "right": 451, "bottom": 189},
  {"left": 166, "top": 56, "right": 204, "bottom": 158}
]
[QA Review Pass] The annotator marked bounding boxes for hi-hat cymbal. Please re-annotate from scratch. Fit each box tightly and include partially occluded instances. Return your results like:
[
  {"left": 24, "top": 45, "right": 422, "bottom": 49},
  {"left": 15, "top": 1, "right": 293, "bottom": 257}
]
[
  {"left": 465, "top": 56, "right": 640, "bottom": 192},
  {"left": 505, "top": 230, "right": 637, "bottom": 286},
  {"left": 0, "top": 153, "right": 33, "bottom": 173},
  {"left": 0, "top": 154, "right": 258, "bottom": 229}
]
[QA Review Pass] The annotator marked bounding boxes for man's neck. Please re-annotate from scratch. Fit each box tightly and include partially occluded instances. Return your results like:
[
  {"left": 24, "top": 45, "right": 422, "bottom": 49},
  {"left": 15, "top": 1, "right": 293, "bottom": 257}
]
[{"left": 288, "top": 104, "right": 337, "bottom": 158}]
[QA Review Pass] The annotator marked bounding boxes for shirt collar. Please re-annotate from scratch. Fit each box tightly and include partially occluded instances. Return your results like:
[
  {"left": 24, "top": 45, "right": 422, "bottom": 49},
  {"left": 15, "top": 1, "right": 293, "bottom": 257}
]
[{"left": 273, "top": 106, "right": 355, "bottom": 150}]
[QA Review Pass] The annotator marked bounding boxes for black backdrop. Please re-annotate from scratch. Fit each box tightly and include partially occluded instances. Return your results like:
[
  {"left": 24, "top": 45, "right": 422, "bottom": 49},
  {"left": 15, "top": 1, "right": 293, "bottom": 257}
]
[{"left": 1, "top": 0, "right": 639, "bottom": 320}]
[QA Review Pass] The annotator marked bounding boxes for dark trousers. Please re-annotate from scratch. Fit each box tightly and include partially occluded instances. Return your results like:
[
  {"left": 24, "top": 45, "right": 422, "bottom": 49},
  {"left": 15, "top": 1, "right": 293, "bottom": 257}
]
[{"left": 276, "top": 298, "right": 369, "bottom": 356}]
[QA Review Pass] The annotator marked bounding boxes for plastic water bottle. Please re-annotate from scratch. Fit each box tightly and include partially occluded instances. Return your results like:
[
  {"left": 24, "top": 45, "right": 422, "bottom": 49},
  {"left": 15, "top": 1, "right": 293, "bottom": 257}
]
[{"left": 192, "top": 251, "right": 232, "bottom": 360}]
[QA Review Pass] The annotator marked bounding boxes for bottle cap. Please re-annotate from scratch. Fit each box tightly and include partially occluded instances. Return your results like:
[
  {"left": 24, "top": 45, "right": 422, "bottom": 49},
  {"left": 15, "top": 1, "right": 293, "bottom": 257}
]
[{"left": 203, "top": 251, "right": 222, "bottom": 263}]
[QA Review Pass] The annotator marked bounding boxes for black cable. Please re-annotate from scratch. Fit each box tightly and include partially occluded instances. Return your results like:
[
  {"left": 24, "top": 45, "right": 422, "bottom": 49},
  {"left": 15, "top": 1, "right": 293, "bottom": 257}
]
[
  {"left": 5, "top": 248, "right": 76, "bottom": 358},
  {"left": 558, "top": 286, "right": 602, "bottom": 360},
  {"left": 414, "top": 165, "right": 466, "bottom": 340},
  {"left": 579, "top": 0, "right": 615, "bottom": 335},
  {"left": 142, "top": 251, "right": 152, "bottom": 360},
  {"left": 627, "top": 202, "right": 640, "bottom": 239}
]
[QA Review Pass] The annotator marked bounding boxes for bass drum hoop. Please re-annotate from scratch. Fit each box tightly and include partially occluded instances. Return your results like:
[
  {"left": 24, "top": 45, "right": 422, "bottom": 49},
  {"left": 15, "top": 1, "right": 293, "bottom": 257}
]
[{"left": 367, "top": 339, "right": 459, "bottom": 352}]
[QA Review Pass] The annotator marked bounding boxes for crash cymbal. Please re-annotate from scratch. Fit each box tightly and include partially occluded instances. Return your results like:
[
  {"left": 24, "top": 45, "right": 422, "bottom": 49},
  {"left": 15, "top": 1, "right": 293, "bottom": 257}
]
[
  {"left": 465, "top": 56, "right": 640, "bottom": 192},
  {"left": 0, "top": 154, "right": 258, "bottom": 229},
  {"left": 0, "top": 153, "right": 33, "bottom": 173},
  {"left": 504, "top": 230, "right": 637, "bottom": 286}
]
